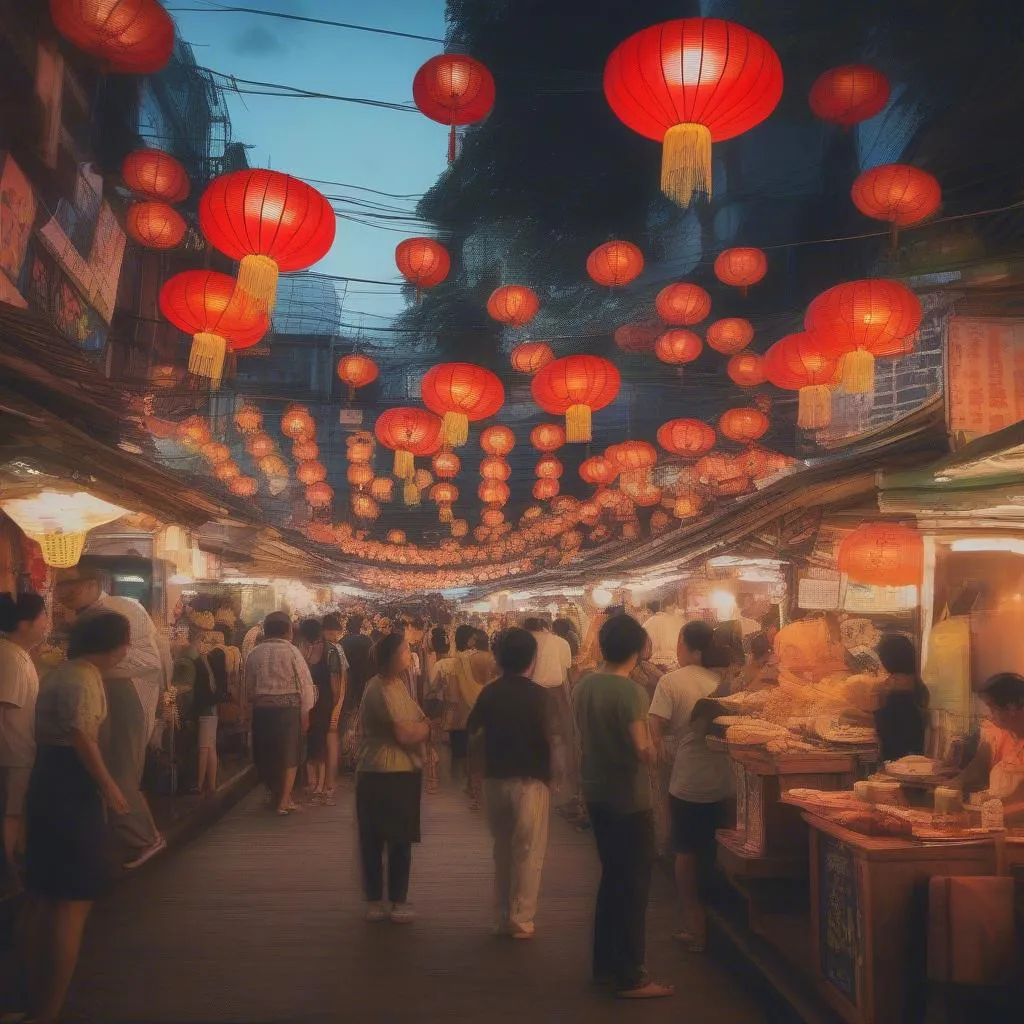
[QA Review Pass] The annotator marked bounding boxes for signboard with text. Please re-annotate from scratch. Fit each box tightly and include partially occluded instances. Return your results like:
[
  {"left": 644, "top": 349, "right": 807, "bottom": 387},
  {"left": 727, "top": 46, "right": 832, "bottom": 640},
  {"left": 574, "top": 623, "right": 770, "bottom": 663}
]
[{"left": 947, "top": 316, "right": 1024, "bottom": 439}]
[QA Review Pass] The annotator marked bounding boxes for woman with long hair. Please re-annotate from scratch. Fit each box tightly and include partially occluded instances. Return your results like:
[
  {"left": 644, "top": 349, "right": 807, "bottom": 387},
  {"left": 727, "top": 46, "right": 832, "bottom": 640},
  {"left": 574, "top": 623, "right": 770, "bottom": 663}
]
[
  {"left": 357, "top": 633, "right": 430, "bottom": 924},
  {"left": 296, "top": 618, "right": 343, "bottom": 804}
]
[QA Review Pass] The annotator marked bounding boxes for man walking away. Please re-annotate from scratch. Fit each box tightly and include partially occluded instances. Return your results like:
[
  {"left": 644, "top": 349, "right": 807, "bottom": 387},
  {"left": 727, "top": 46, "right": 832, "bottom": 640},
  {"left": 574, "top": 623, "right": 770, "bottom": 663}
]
[
  {"left": 572, "top": 614, "right": 673, "bottom": 1000},
  {"left": 467, "top": 628, "right": 551, "bottom": 940}
]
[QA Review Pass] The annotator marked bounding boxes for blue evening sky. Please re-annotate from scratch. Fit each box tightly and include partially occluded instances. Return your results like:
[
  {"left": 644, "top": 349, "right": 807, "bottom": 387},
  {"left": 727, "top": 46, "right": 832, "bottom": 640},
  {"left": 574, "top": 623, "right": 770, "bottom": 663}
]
[{"left": 170, "top": 0, "right": 448, "bottom": 324}]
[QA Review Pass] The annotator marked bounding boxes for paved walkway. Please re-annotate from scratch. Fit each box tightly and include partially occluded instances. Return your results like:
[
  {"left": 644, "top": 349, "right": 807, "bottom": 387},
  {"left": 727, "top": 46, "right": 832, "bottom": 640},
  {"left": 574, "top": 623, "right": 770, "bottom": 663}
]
[{"left": 67, "top": 782, "right": 766, "bottom": 1023}]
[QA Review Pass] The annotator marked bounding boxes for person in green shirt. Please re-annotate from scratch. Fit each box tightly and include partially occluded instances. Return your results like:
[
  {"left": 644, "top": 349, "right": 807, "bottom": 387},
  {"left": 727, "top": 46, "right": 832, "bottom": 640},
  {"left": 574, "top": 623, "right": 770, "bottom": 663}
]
[{"left": 571, "top": 613, "right": 673, "bottom": 1000}]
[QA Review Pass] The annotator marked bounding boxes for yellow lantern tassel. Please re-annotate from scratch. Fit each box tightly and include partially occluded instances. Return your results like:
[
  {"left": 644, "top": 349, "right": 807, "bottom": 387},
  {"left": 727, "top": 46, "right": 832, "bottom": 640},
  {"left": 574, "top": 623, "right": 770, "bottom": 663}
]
[
  {"left": 37, "top": 531, "right": 87, "bottom": 569},
  {"left": 393, "top": 449, "right": 413, "bottom": 480},
  {"left": 188, "top": 332, "right": 227, "bottom": 389},
  {"left": 565, "top": 403, "right": 592, "bottom": 443},
  {"left": 841, "top": 349, "right": 875, "bottom": 394},
  {"left": 237, "top": 253, "right": 280, "bottom": 312},
  {"left": 661, "top": 123, "right": 713, "bottom": 208},
  {"left": 403, "top": 479, "right": 420, "bottom": 506},
  {"left": 441, "top": 411, "right": 469, "bottom": 447},
  {"left": 439, "top": 504, "right": 453, "bottom": 524},
  {"left": 797, "top": 385, "right": 832, "bottom": 430}
]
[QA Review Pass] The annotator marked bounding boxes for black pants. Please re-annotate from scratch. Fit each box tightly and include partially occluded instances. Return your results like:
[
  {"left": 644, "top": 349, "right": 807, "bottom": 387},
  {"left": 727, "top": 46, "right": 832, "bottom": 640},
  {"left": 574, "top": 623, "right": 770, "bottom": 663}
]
[
  {"left": 359, "top": 832, "right": 412, "bottom": 904},
  {"left": 587, "top": 804, "right": 654, "bottom": 991}
]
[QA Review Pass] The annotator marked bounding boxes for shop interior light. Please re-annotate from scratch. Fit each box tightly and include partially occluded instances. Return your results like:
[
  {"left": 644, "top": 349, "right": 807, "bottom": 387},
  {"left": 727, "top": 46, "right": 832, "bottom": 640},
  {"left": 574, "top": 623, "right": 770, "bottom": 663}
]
[
  {"left": 709, "top": 588, "right": 738, "bottom": 620},
  {"left": 591, "top": 587, "right": 614, "bottom": 607},
  {"left": 950, "top": 537, "right": 1024, "bottom": 554}
]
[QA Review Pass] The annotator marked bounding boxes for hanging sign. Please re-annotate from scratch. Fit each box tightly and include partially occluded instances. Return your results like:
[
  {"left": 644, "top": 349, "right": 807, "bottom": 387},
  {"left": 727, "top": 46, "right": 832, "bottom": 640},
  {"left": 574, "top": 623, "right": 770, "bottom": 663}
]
[{"left": 947, "top": 316, "right": 1024, "bottom": 440}]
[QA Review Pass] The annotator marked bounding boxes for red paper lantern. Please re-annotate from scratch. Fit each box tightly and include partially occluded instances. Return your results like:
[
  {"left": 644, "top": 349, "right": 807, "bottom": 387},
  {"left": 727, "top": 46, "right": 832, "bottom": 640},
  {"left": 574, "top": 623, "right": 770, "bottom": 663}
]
[
  {"left": 614, "top": 321, "right": 662, "bottom": 354},
  {"left": 579, "top": 455, "right": 617, "bottom": 487},
  {"left": 480, "top": 456, "right": 511, "bottom": 482},
  {"left": 535, "top": 455, "right": 564, "bottom": 480},
  {"left": 374, "top": 408, "right": 443, "bottom": 479},
  {"left": 293, "top": 439, "right": 319, "bottom": 462},
  {"left": 369, "top": 477, "right": 394, "bottom": 503},
  {"left": 480, "top": 425, "right": 515, "bottom": 457},
  {"left": 533, "top": 479, "right": 560, "bottom": 501},
  {"left": 347, "top": 464, "right": 374, "bottom": 489},
  {"left": 837, "top": 523, "right": 923, "bottom": 587},
  {"left": 159, "top": 270, "right": 269, "bottom": 388},
  {"left": 714, "top": 248, "right": 767, "bottom": 296},
  {"left": 229, "top": 476, "right": 258, "bottom": 498},
  {"left": 421, "top": 362, "right": 505, "bottom": 447},
  {"left": 386, "top": 530, "right": 407, "bottom": 545},
  {"left": 673, "top": 493, "right": 703, "bottom": 519},
  {"left": 281, "top": 404, "right": 316, "bottom": 441},
  {"left": 586, "top": 240, "right": 644, "bottom": 287},
  {"left": 531, "top": 355, "right": 620, "bottom": 442},
  {"left": 432, "top": 451, "right": 461, "bottom": 479},
  {"left": 604, "top": 18, "right": 783, "bottom": 206},
  {"left": 50, "top": 0, "right": 174, "bottom": 74},
  {"left": 352, "top": 494, "right": 381, "bottom": 521},
  {"left": 347, "top": 439, "right": 375, "bottom": 465},
  {"left": 479, "top": 480, "right": 510, "bottom": 506},
  {"left": 430, "top": 482, "right": 459, "bottom": 506},
  {"left": 530, "top": 423, "right": 566, "bottom": 453},
  {"left": 482, "top": 508, "right": 505, "bottom": 528},
  {"left": 727, "top": 352, "right": 767, "bottom": 388},
  {"left": 707, "top": 318, "right": 754, "bottom": 355},
  {"left": 395, "top": 237, "right": 451, "bottom": 292},
  {"left": 806, "top": 279, "right": 922, "bottom": 392},
  {"left": 657, "top": 419, "right": 715, "bottom": 457},
  {"left": 810, "top": 65, "right": 890, "bottom": 128},
  {"left": 199, "top": 170, "right": 336, "bottom": 312},
  {"left": 656, "top": 283, "right": 712, "bottom": 326},
  {"left": 510, "top": 341, "right": 554, "bottom": 375},
  {"left": 851, "top": 164, "right": 941, "bottom": 234},
  {"left": 296, "top": 460, "right": 327, "bottom": 485},
  {"left": 413, "top": 54, "right": 496, "bottom": 162},
  {"left": 487, "top": 285, "right": 539, "bottom": 327},
  {"left": 336, "top": 354, "right": 379, "bottom": 397},
  {"left": 126, "top": 201, "right": 186, "bottom": 250},
  {"left": 234, "top": 404, "right": 262, "bottom": 434},
  {"left": 214, "top": 462, "right": 241, "bottom": 484},
  {"left": 246, "top": 433, "right": 275, "bottom": 460},
  {"left": 719, "top": 407, "right": 769, "bottom": 444},
  {"left": 764, "top": 332, "right": 841, "bottom": 429},
  {"left": 122, "top": 149, "right": 189, "bottom": 202},
  {"left": 656, "top": 329, "right": 703, "bottom": 366}
]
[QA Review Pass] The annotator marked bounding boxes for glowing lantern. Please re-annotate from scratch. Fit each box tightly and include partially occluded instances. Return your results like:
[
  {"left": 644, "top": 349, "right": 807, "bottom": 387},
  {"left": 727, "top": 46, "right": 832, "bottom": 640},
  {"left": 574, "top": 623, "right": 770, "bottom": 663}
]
[
  {"left": 707, "top": 318, "right": 754, "bottom": 355},
  {"left": 414, "top": 468, "right": 434, "bottom": 490},
  {"left": 126, "top": 202, "right": 186, "bottom": 249},
  {"left": 530, "top": 423, "right": 565, "bottom": 453},
  {"left": 433, "top": 451, "right": 461, "bottom": 479},
  {"left": 579, "top": 456, "right": 617, "bottom": 487},
  {"left": 511, "top": 341, "right": 554, "bottom": 374},
  {"left": 728, "top": 352, "right": 767, "bottom": 388},
  {"left": 159, "top": 270, "right": 269, "bottom": 388},
  {"left": 656, "top": 283, "right": 711, "bottom": 326},
  {"left": 810, "top": 65, "right": 890, "bottom": 128},
  {"left": 695, "top": 453, "right": 743, "bottom": 486},
  {"left": 838, "top": 523, "right": 923, "bottom": 587},
  {"left": 608, "top": 441, "right": 657, "bottom": 485},
  {"left": 806, "top": 279, "right": 921, "bottom": 392},
  {"left": 296, "top": 461, "right": 327, "bottom": 485},
  {"left": 347, "top": 464, "right": 374, "bottom": 489},
  {"left": 451, "top": 519, "right": 468, "bottom": 538},
  {"left": 851, "top": 164, "right": 941, "bottom": 242},
  {"left": 347, "top": 439, "right": 375, "bottom": 464},
  {"left": 604, "top": 18, "right": 782, "bottom": 207},
  {"left": 535, "top": 455, "right": 564, "bottom": 480},
  {"left": 586, "top": 240, "right": 644, "bottom": 287},
  {"left": 50, "top": 0, "right": 174, "bottom": 74},
  {"left": 413, "top": 53, "right": 496, "bottom": 162},
  {"left": 214, "top": 462, "right": 241, "bottom": 484},
  {"left": 673, "top": 493, "right": 703, "bottom": 519},
  {"left": 482, "top": 508, "right": 505, "bottom": 528},
  {"left": 176, "top": 415, "right": 211, "bottom": 449},
  {"left": 305, "top": 482, "right": 334, "bottom": 508},
  {"left": 764, "top": 332, "right": 841, "bottom": 429},
  {"left": 352, "top": 494, "right": 380, "bottom": 521},
  {"left": 480, "top": 456, "right": 511, "bottom": 482},
  {"left": 293, "top": 439, "right": 319, "bottom": 462},
  {"left": 387, "top": 530, "right": 407, "bottom": 545},
  {"left": 395, "top": 237, "right": 451, "bottom": 295},
  {"left": 533, "top": 479, "right": 560, "bottom": 501},
  {"left": 614, "top": 322, "right": 662, "bottom": 354},
  {"left": 122, "top": 148, "right": 189, "bottom": 202},
  {"left": 480, "top": 425, "right": 516, "bottom": 457},
  {"left": 487, "top": 285, "right": 539, "bottom": 328},
  {"left": 719, "top": 407, "right": 769, "bottom": 444},
  {"left": 374, "top": 407, "right": 442, "bottom": 479},
  {"left": 625, "top": 482, "right": 662, "bottom": 507},
  {"left": 479, "top": 480, "right": 510, "bottom": 506},
  {"left": 227, "top": 476, "right": 257, "bottom": 497},
  {"left": 246, "top": 433, "right": 275, "bottom": 460},
  {"left": 200, "top": 442, "right": 230, "bottom": 464},
  {"left": 430, "top": 482, "right": 459, "bottom": 506},
  {"left": 369, "top": 477, "right": 394, "bottom": 503},
  {"left": 657, "top": 418, "right": 715, "bottom": 457},
  {"left": 656, "top": 330, "right": 703, "bottom": 366},
  {"left": 421, "top": 363, "right": 505, "bottom": 447},
  {"left": 258, "top": 455, "right": 288, "bottom": 478},
  {"left": 199, "top": 170, "right": 336, "bottom": 312},
  {"left": 234, "top": 404, "right": 262, "bottom": 434},
  {"left": 714, "top": 248, "right": 767, "bottom": 297},
  {"left": 531, "top": 355, "right": 620, "bottom": 442},
  {"left": 281, "top": 404, "right": 316, "bottom": 441},
  {"left": 337, "top": 354, "right": 379, "bottom": 399}
]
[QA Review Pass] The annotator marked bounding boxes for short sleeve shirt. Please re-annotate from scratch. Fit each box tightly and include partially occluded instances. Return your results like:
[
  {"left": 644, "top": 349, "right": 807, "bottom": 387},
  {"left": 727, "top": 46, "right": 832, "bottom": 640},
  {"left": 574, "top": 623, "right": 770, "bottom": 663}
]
[
  {"left": 0, "top": 638, "right": 40, "bottom": 766},
  {"left": 35, "top": 660, "right": 108, "bottom": 746},
  {"left": 358, "top": 676, "right": 423, "bottom": 774},
  {"left": 572, "top": 671, "right": 651, "bottom": 813}
]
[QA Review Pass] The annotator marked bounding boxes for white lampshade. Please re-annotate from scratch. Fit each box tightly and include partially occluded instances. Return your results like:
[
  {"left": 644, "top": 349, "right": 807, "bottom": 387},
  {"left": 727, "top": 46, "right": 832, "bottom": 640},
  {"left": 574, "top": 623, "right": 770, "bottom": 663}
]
[{"left": 0, "top": 490, "right": 128, "bottom": 568}]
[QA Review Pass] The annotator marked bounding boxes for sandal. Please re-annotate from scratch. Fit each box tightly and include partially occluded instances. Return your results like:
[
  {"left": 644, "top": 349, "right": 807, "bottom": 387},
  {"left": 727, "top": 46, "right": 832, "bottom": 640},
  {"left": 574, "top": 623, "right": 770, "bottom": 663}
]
[{"left": 616, "top": 981, "right": 674, "bottom": 999}]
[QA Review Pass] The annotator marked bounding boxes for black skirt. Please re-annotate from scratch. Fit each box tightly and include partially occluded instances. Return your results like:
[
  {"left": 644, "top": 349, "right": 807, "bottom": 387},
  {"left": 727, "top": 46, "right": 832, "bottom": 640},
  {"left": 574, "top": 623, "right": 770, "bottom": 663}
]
[
  {"left": 251, "top": 706, "right": 302, "bottom": 785},
  {"left": 356, "top": 770, "right": 422, "bottom": 846},
  {"left": 26, "top": 745, "right": 112, "bottom": 901}
]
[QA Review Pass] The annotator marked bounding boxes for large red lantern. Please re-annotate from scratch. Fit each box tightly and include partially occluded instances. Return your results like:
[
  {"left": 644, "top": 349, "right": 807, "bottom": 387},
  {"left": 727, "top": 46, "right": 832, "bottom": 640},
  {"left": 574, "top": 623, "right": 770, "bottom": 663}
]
[
  {"left": 480, "top": 425, "right": 515, "bottom": 457},
  {"left": 510, "top": 341, "right": 554, "bottom": 375},
  {"left": 851, "top": 164, "right": 941, "bottom": 240},
  {"left": 421, "top": 363, "right": 505, "bottom": 447},
  {"left": 122, "top": 149, "right": 189, "bottom": 202},
  {"left": 614, "top": 321, "right": 662, "bottom": 354},
  {"left": 656, "top": 330, "right": 703, "bottom": 366},
  {"left": 714, "top": 248, "right": 767, "bottom": 296},
  {"left": 707, "top": 318, "right": 754, "bottom": 355},
  {"left": 159, "top": 270, "right": 269, "bottom": 388},
  {"left": 50, "top": 0, "right": 174, "bottom": 74},
  {"left": 413, "top": 54, "right": 496, "bottom": 162},
  {"left": 395, "top": 237, "right": 451, "bottom": 294},
  {"left": 727, "top": 352, "right": 767, "bottom": 388},
  {"left": 604, "top": 18, "right": 783, "bottom": 207},
  {"left": 579, "top": 455, "right": 617, "bottom": 487},
  {"left": 336, "top": 354, "right": 379, "bottom": 398},
  {"left": 586, "top": 241, "right": 644, "bottom": 287},
  {"left": 126, "top": 202, "right": 186, "bottom": 250},
  {"left": 530, "top": 423, "right": 565, "bottom": 453},
  {"left": 809, "top": 65, "right": 890, "bottom": 128},
  {"left": 838, "top": 523, "right": 923, "bottom": 587},
  {"left": 531, "top": 355, "right": 620, "bottom": 442},
  {"left": 656, "top": 283, "right": 711, "bottom": 326},
  {"left": 657, "top": 419, "right": 715, "bottom": 457},
  {"left": 719, "top": 407, "right": 769, "bottom": 444},
  {"left": 487, "top": 285, "right": 539, "bottom": 327},
  {"left": 375, "top": 408, "right": 442, "bottom": 479},
  {"left": 199, "top": 170, "right": 336, "bottom": 312},
  {"left": 764, "top": 332, "right": 841, "bottom": 429},
  {"left": 806, "top": 279, "right": 922, "bottom": 392}
]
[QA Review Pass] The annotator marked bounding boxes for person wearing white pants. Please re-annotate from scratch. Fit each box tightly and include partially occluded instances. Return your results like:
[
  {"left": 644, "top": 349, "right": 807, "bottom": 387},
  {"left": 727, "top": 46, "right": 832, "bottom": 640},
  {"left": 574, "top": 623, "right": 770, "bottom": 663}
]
[{"left": 467, "top": 627, "right": 551, "bottom": 939}]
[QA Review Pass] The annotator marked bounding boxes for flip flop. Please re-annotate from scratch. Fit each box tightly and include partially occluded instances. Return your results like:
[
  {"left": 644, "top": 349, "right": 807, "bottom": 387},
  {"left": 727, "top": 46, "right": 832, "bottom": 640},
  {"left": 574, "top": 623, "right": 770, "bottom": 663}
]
[{"left": 616, "top": 982, "right": 674, "bottom": 1000}]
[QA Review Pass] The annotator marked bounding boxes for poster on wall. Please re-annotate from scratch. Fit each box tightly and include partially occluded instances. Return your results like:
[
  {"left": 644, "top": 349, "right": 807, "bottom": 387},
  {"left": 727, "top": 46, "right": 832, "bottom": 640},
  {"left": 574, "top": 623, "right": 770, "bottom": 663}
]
[
  {"left": 24, "top": 240, "right": 107, "bottom": 351},
  {"left": 947, "top": 316, "right": 1024, "bottom": 440},
  {"left": 0, "top": 153, "right": 37, "bottom": 305}
]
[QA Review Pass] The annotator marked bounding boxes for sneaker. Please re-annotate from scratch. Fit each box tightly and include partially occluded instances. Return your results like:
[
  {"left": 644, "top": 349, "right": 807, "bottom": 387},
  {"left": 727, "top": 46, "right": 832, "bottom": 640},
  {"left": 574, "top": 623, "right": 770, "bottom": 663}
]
[
  {"left": 364, "top": 901, "right": 388, "bottom": 923},
  {"left": 389, "top": 903, "right": 416, "bottom": 924},
  {"left": 123, "top": 835, "right": 167, "bottom": 870}
]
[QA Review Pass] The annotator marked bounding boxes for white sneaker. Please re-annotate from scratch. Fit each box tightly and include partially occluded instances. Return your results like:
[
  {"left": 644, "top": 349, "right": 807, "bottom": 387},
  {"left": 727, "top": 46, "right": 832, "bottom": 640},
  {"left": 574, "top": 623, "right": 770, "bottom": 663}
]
[
  {"left": 364, "top": 901, "right": 388, "bottom": 923},
  {"left": 389, "top": 903, "right": 416, "bottom": 924},
  {"left": 123, "top": 835, "right": 166, "bottom": 870}
]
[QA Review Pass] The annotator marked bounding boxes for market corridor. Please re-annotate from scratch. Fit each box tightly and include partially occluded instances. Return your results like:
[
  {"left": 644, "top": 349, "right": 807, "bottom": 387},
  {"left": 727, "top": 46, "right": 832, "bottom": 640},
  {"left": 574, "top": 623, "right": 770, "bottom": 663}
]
[{"left": 64, "top": 784, "right": 764, "bottom": 1023}]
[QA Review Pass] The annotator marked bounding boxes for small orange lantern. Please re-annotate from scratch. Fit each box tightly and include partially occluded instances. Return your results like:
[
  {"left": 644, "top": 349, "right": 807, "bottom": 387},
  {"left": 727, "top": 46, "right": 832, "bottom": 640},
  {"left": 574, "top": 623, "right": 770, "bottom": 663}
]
[
  {"left": 296, "top": 460, "right": 327, "bottom": 485},
  {"left": 487, "top": 285, "right": 539, "bottom": 327},
  {"left": 432, "top": 451, "right": 461, "bottom": 479},
  {"left": 126, "top": 201, "right": 186, "bottom": 250},
  {"left": 292, "top": 439, "right": 319, "bottom": 462},
  {"left": 656, "top": 283, "right": 711, "bottom": 326},
  {"left": 511, "top": 341, "right": 555, "bottom": 375},
  {"left": 337, "top": 354, "right": 379, "bottom": 399},
  {"left": 480, "top": 425, "right": 516, "bottom": 456},
  {"left": 707, "top": 318, "right": 754, "bottom": 355},
  {"left": 234, "top": 404, "right": 263, "bottom": 434},
  {"left": 305, "top": 482, "right": 334, "bottom": 507},
  {"left": 530, "top": 423, "right": 566, "bottom": 453},
  {"left": 533, "top": 479, "right": 560, "bottom": 501},
  {"left": 657, "top": 418, "right": 715, "bottom": 457},
  {"left": 727, "top": 352, "right": 767, "bottom": 388},
  {"left": 480, "top": 456, "right": 511, "bottom": 482},
  {"left": 281, "top": 404, "right": 316, "bottom": 441},
  {"left": 229, "top": 476, "right": 258, "bottom": 497},
  {"left": 535, "top": 455, "right": 564, "bottom": 480},
  {"left": 586, "top": 240, "right": 644, "bottom": 287},
  {"left": 719, "top": 407, "right": 769, "bottom": 444},
  {"left": 656, "top": 329, "right": 703, "bottom": 366},
  {"left": 714, "top": 248, "right": 767, "bottom": 296},
  {"left": 347, "top": 464, "right": 374, "bottom": 489}
]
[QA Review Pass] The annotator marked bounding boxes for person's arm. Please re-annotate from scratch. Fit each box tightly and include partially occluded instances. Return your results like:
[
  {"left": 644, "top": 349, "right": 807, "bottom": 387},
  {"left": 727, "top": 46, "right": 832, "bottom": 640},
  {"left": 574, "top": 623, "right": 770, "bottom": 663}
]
[
  {"left": 294, "top": 651, "right": 317, "bottom": 728},
  {"left": 951, "top": 741, "right": 993, "bottom": 793},
  {"left": 333, "top": 666, "right": 346, "bottom": 709},
  {"left": 394, "top": 718, "right": 431, "bottom": 746},
  {"left": 648, "top": 712, "right": 670, "bottom": 763},
  {"left": 71, "top": 728, "right": 129, "bottom": 814},
  {"left": 630, "top": 718, "right": 656, "bottom": 765}
]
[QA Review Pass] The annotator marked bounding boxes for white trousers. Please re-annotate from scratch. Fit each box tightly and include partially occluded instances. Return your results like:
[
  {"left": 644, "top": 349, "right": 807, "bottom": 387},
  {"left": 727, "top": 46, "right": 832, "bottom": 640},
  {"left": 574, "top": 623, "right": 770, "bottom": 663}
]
[{"left": 484, "top": 778, "right": 550, "bottom": 929}]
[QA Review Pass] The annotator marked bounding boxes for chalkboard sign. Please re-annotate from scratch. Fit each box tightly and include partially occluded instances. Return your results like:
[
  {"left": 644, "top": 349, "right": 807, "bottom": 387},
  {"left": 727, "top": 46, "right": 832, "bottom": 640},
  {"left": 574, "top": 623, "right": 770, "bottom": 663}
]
[{"left": 818, "top": 835, "right": 861, "bottom": 1006}]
